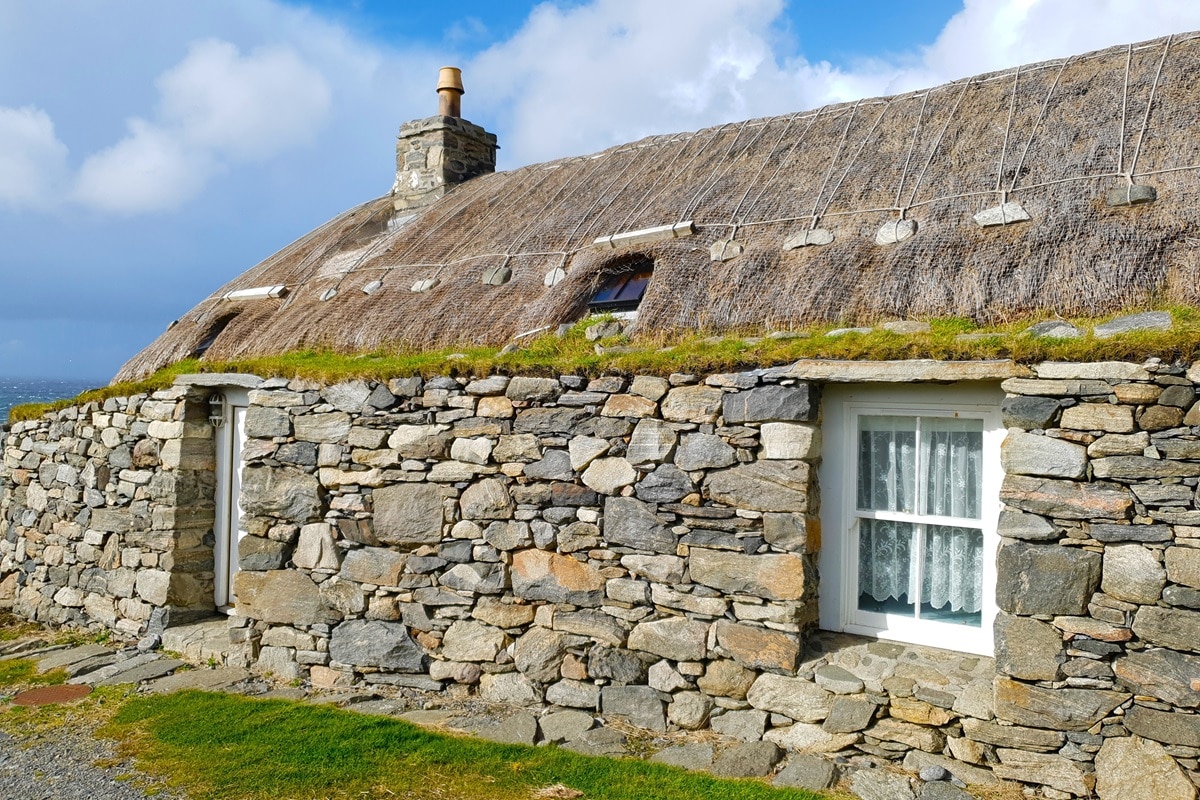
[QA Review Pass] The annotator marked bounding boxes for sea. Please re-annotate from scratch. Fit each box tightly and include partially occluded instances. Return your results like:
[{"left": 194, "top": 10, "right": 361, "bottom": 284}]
[{"left": 0, "top": 378, "right": 106, "bottom": 423}]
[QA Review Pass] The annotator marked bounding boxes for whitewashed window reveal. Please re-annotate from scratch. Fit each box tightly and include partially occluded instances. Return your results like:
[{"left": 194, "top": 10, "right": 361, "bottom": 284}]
[{"left": 819, "top": 384, "right": 1003, "bottom": 655}]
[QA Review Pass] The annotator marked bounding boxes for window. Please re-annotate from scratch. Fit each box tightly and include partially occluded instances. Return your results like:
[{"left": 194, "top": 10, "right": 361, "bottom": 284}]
[
  {"left": 192, "top": 313, "right": 239, "bottom": 358},
  {"left": 589, "top": 260, "right": 653, "bottom": 312},
  {"left": 819, "top": 384, "right": 1003, "bottom": 655}
]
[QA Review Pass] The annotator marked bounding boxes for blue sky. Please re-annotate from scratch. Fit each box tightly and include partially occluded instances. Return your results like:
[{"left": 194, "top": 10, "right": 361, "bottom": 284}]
[{"left": 1, "top": 0, "right": 1198, "bottom": 380}]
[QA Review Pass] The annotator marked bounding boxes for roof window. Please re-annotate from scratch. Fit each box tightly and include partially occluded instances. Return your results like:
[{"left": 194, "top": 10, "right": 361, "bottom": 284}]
[{"left": 589, "top": 259, "right": 653, "bottom": 312}]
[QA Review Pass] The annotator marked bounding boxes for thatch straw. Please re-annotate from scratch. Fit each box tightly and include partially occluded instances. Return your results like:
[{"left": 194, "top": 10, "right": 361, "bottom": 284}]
[{"left": 116, "top": 32, "right": 1200, "bottom": 382}]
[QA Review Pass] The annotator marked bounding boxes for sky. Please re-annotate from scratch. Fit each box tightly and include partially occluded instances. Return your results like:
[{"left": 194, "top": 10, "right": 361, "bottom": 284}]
[{"left": 2, "top": 1, "right": 1200, "bottom": 381}]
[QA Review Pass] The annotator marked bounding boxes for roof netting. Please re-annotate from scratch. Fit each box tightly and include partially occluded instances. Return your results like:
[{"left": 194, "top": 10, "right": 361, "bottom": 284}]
[{"left": 118, "top": 32, "right": 1200, "bottom": 382}]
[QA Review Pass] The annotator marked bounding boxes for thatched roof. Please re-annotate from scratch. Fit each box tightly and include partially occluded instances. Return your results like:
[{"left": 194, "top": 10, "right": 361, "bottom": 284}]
[{"left": 117, "top": 32, "right": 1200, "bottom": 382}]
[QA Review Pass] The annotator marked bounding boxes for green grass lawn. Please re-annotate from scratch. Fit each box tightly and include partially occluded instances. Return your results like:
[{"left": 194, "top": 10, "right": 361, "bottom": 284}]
[
  {"left": 102, "top": 690, "right": 828, "bottom": 800},
  {"left": 0, "top": 650, "right": 830, "bottom": 800}
]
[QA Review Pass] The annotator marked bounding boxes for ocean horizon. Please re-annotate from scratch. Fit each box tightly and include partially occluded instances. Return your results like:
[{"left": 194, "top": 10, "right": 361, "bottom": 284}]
[{"left": 0, "top": 378, "right": 106, "bottom": 422}]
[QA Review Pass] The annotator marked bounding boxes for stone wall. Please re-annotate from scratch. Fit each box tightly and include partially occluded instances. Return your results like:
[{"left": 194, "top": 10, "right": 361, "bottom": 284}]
[
  {"left": 0, "top": 386, "right": 215, "bottom": 635},
  {"left": 997, "top": 361, "right": 1200, "bottom": 798},
  {"left": 5, "top": 361, "right": 1200, "bottom": 798}
]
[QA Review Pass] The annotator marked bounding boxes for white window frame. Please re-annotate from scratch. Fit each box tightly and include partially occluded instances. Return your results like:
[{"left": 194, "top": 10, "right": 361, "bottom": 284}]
[{"left": 819, "top": 383, "right": 1003, "bottom": 655}]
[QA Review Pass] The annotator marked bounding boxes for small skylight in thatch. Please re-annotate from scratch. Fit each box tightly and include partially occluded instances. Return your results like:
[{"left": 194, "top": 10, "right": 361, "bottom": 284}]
[
  {"left": 783, "top": 229, "right": 834, "bottom": 249},
  {"left": 482, "top": 266, "right": 512, "bottom": 286},
  {"left": 192, "top": 313, "right": 238, "bottom": 358},
  {"left": 319, "top": 288, "right": 338, "bottom": 301},
  {"left": 411, "top": 278, "right": 440, "bottom": 293},
  {"left": 589, "top": 260, "right": 653, "bottom": 312},
  {"left": 875, "top": 219, "right": 916, "bottom": 245},
  {"left": 362, "top": 279, "right": 383, "bottom": 295},
  {"left": 973, "top": 201, "right": 1030, "bottom": 227},
  {"left": 1106, "top": 184, "right": 1157, "bottom": 207}
]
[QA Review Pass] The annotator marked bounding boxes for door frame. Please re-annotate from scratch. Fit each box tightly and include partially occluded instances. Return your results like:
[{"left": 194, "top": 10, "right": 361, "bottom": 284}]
[{"left": 213, "top": 388, "right": 250, "bottom": 612}]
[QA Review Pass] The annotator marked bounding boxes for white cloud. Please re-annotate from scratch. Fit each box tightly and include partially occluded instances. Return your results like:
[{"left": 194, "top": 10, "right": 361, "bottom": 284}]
[
  {"left": 73, "top": 120, "right": 215, "bottom": 215},
  {"left": 72, "top": 38, "right": 332, "bottom": 214},
  {"left": 0, "top": 106, "right": 68, "bottom": 210},
  {"left": 158, "top": 39, "right": 332, "bottom": 160},
  {"left": 465, "top": 0, "right": 1200, "bottom": 168}
]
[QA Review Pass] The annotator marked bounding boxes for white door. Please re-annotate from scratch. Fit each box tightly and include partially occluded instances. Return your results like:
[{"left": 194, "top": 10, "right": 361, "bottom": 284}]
[{"left": 213, "top": 390, "right": 249, "bottom": 612}]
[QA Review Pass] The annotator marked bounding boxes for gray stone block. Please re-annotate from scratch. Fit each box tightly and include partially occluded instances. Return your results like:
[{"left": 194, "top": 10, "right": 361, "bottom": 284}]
[
  {"left": 710, "top": 741, "right": 782, "bottom": 778},
  {"left": 238, "top": 536, "right": 290, "bottom": 571},
  {"left": 1002, "top": 395, "right": 1061, "bottom": 430},
  {"left": 997, "top": 510, "right": 1057, "bottom": 541},
  {"left": 1124, "top": 705, "right": 1200, "bottom": 747},
  {"left": 773, "top": 754, "right": 838, "bottom": 790},
  {"left": 371, "top": 483, "right": 444, "bottom": 546},
  {"left": 996, "top": 542, "right": 1101, "bottom": 615},
  {"left": 1094, "top": 310, "right": 1172, "bottom": 338},
  {"left": 329, "top": 620, "right": 426, "bottom": 672},
  {"left": 995, "top": 613, "right": 1063, "bottom": 680},
  {"left": 1132, "top": 605, "right": 1200, "bottom": 652},
  {"left": 849, "top": 767, "right": 915, "bottom": 800},
  {"left": 1113, "top": 648, "right": 1200, "bottom": 707},
  {"left": 603, "top": 496, "right": 676, "bottom": 554},
  {"left": 722, "top": 385, "right": 818, "bottom": 424},
  {"left": 651, "top": 743, "right": 713, "bottom": 771},
  {"left": 602, "top": 685, "right": 665, "bottom": 731}
]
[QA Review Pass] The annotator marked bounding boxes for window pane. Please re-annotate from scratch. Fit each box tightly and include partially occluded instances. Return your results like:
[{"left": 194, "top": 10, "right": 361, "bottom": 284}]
[
  {"left": 614, "top": 269, "right": 652, "bottom": 302},
  {"left": 921, "top": 524, "right": 983, "bottom": 626},
  {"left": 590, "top": 275, "right": 628, "bottom": 304},
  {"left": 922, "top": 418, "right": 983, "bottom": 519},
  {"left": 857, "top": 416, "right": 917, "bottom": 513},
  {"left": 857, "top": 519, "right": 916, "bottom": 616}
]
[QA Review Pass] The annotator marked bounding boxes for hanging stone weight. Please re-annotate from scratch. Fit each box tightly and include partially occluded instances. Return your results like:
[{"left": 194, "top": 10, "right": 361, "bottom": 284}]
[
  {"left": 709, "top": 240, "right": 744, "bottom": 262},
  {"left": 1106, "top": 184, "right": 1157, "bottom": 207},
  {"left": 875, "top": 219, "right": 917, "bottom": 245},
  {"left": 482, "top": 266, "right": 512, "bottom": 286},
  {"left": 782, "top": 229, "right": 834, "bottom": 249},
  {"left": 973, "top": 201, "right": 1030, "bottom": 227}
]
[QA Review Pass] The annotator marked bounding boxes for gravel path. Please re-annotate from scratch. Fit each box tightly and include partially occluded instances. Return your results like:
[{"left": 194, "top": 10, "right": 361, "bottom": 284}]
[{"left": 0, "top": 725, "right": 183, "bottom": 799}]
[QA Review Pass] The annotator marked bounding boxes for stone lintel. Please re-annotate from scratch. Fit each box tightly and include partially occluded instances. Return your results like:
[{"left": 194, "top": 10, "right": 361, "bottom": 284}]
[
  {"left": 784, "top": 359, "right": 1028, "bottom": 383},
  {"left": 174, "top": 373, "right": 264, "bottom": 389}
]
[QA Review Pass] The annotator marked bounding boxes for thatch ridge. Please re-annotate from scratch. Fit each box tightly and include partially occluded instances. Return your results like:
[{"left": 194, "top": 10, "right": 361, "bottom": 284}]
[{"left": 117, "top": 31, "right": 1200, "bottom": 382}]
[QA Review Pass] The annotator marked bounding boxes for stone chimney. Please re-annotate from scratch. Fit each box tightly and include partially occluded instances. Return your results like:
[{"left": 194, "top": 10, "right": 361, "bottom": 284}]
[{"left": 392, "top": 67, "right": 498, "bottom": 212}]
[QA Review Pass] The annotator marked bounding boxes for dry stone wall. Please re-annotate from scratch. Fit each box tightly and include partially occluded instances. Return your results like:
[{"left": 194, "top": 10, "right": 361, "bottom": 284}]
[
  {"left": 226, "top": 370, "right": 824, "bottom": 719},
  {"left": 998, "top": 361, "right": 1200, "bottom": 798},
  {"left": 6, "top": 361, "right": 1200, "bottom": 798},
  {"left": 0, "top": 386, "right": 215, "bottom": 635}
]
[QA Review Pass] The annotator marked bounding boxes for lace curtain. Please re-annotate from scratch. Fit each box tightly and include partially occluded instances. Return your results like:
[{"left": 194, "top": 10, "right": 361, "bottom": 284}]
[{"left": 856, "top": 415, "right": 984, "bottom": 615}]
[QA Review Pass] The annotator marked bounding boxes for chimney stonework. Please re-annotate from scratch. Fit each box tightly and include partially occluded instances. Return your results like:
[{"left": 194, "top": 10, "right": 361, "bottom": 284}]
[{"left": 391, "top": 68, "right": 497, "bottom": 212}]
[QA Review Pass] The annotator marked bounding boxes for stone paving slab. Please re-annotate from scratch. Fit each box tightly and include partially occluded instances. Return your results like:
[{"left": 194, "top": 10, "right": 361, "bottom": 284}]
[
  {"left": 64, "top": 652, "right": 125, "bottom": 678},
  {"left": 160, "top": 618, "right": 233, "bottom": 664},
  {"left": 96, "top": 658, "right": 186, "bottom": 687},
  {"left": 34, "top": 644, "right": 110, "bottom": 673},
  {"left": 68, "top": 652, "right": 159, "bottom": 684},
  {"left": 142, "top": 666, "right": 252, "bottom": 694},
  {"left": 394, "top": 709, "right": 457, "bottom": 726},
  {"left": 347, "top": 699, "right": 411, "bottom": 717}
]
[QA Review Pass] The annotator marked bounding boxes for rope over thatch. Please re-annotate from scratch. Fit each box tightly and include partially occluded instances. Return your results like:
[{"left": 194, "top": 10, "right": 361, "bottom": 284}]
[{"left": 117, "top": 32, "right": 1200, "bottom": 382}]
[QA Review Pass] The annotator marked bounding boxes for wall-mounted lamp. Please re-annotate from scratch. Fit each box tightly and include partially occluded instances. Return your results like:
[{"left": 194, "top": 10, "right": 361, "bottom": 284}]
[{"left": 208, "top": 392, "right": 226, "bottom": 427}]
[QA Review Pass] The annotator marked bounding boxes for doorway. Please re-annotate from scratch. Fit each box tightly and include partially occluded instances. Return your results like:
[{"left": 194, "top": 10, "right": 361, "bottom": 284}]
[{"left": 212, "top": 388, "right": 249, "bottom": 612}]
